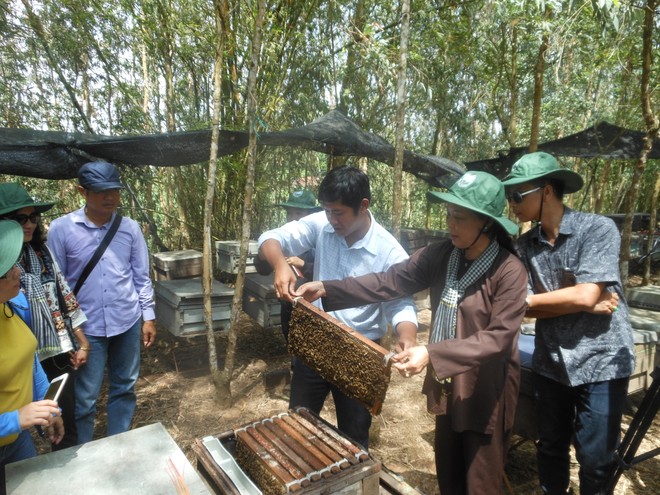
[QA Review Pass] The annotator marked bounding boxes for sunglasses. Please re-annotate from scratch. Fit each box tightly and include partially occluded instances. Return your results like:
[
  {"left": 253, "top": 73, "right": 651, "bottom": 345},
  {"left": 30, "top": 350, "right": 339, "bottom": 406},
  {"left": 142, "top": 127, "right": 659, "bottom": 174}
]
[
  {"left": 7, "top": 212, "right": 41, "bottom": 225},
  {"left": 506, "top": 187, "right": 541, "bottom": 204}
]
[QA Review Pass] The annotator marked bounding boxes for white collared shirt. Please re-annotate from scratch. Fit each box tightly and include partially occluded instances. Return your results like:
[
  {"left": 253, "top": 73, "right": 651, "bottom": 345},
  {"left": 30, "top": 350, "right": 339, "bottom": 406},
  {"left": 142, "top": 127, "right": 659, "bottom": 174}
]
[{"left": 258, "top": 210, "right": 417, "bottom": 340}]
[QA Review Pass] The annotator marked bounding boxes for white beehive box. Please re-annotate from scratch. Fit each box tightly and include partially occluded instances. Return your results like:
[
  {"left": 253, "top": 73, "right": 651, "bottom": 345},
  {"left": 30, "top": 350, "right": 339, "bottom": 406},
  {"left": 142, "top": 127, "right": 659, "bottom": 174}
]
[
  {"left": 242, "top": 273, "right": 280, "bottom": 328},
  {"left": 155, "top": 278, "right": 234, "bottom": 337},
  {"left": 215, "top": 240, "right": 259, "bottom": 274},
  {"left": 153, "top": 249, "right": 203, "bottom": 281}
]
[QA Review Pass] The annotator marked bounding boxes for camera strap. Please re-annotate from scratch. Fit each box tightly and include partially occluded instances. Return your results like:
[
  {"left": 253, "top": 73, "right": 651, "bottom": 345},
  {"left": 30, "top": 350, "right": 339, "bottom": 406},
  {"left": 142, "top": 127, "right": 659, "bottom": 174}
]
[{"left": 73, "top": 214, "right": 123, "bottom": 295}]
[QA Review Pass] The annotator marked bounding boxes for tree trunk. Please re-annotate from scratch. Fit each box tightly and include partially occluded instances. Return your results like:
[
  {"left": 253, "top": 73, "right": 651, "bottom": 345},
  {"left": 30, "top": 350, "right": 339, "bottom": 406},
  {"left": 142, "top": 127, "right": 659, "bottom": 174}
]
[
  {"left": 645, "top": 175, "right": 660, "bottom": 285},
  {"left": 392, "top": 0, "right": 410, "bottom": 240},
  {"left": 206, "top": 0, "right": 226, "bottom": 402},
  {"left": 218, "top": 0, "right": 267, "bottom": 402},
  {"left": 622, "top": 0, "right": 659, "bottom": 285},
  {"left": 508, "top": 21, "right": 518, "bottom": 147},
  {"left": 529, "top": 31, "right": 549, "bottom": 151}
]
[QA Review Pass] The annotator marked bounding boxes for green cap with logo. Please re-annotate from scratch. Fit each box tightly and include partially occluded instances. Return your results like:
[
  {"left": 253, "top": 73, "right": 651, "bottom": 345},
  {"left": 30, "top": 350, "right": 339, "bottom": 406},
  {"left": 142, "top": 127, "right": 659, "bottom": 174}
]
[
  {"left": 0, "top": 183, "right": 55, "bottom": 217},
  {"left": 502, "top": 152, "right": 583, "bottom": 193},
  {"left": 0, "top": 220, "right": 24, "bottom": 277},
  {"left": 276, "top": 189, "right": 320, "bottom": 210},
  {"left": 427, "top": 171, "right": 519, "bottom": 235}
]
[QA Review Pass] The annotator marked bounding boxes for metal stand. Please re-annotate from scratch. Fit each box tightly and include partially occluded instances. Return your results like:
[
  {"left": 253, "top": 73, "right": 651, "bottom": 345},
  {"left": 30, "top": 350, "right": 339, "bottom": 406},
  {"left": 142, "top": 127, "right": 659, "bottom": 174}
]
[{"left": 606, "top": 365, "right": 660, "bottom": 494}]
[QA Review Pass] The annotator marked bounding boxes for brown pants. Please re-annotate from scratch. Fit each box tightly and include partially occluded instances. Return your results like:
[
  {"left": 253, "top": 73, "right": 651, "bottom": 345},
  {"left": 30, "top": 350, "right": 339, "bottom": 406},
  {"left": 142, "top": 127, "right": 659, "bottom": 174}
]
[{"left": 434, "top": 414, "right": 511, "bottom": 495}]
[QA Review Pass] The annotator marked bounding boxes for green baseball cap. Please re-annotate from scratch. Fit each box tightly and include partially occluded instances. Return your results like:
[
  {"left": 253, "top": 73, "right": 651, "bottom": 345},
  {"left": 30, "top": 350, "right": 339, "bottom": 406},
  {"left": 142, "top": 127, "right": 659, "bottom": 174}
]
[
  {"left": 276, "top": 189, "right": 320, "bottom": 210},
  {"left": 502, "top": 152, "right": 583, "bottom": 193},
  {"left": 0, "top": 220, "right": 24, "bottom": 277},
  {"left": 427, "top": 171, "right": 519, "bottom": 235},
  {"left": 0, "top": 183, "right": 55, "bottom": 217}
]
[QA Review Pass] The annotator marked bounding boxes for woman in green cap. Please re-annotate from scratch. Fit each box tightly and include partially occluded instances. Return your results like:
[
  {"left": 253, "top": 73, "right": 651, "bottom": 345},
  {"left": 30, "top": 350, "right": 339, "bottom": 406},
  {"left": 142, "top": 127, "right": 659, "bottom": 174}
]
[
  {"left": 0, "top": 183, "right": 89, "bottom": 450},
  {"left": 296, "top": 171, "right": 528, "bottom": 494},
  {"left": 0, "top": 220, "right": 64, "bottom": 488}
]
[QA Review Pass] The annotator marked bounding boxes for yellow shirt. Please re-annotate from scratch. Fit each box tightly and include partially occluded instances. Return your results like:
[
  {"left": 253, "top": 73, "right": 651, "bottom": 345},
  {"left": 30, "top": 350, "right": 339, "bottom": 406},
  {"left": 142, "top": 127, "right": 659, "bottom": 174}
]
[{"left": 0, "top": 305, "right": 37, "bottom": 446}]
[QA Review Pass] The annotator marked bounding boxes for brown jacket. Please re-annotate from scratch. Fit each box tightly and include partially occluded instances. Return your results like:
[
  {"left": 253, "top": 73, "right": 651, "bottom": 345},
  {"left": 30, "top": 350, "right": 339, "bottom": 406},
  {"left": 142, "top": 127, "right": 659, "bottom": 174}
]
[{"left": 322, "top": 240, "right": 528, "bottom": 434}]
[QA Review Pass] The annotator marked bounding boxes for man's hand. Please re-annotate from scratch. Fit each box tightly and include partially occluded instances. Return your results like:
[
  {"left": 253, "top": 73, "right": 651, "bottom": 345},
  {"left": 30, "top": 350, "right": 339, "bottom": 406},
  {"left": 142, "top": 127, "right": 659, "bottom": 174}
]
[
  {"left": 273, "top": 259, "right": 298, "bottom": 302},
  {"left": 590, "top": 289, "right": 619, "bottom": 315},
  {"left": 394, "top": 322, "right": 417, "bottom": 353},
  {"left": 142, "top": 320, "right": 157, "bottom": 348},
  {"left": 47, "top": 415, "right": 65, "bottom": 445},
  {"left": 294, "top": 281, "right": 326, "bottom": 302},
  {"left": 286, "top": 256, "right": 305, "bottom": 270}
]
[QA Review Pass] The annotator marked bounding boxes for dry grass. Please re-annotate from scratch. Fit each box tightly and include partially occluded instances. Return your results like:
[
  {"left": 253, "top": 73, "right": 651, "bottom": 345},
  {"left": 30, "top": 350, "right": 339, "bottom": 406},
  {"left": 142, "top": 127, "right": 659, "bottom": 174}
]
[{"left": 81, "top": 305, "right": 659, "bottom": 495}]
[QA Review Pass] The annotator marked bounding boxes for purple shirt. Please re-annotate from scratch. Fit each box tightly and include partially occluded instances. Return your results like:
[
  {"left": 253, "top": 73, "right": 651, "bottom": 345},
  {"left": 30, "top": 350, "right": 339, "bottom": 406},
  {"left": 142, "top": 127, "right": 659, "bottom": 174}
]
[{"left": 47, "top": 208, "right": 155, "bottom": 338}]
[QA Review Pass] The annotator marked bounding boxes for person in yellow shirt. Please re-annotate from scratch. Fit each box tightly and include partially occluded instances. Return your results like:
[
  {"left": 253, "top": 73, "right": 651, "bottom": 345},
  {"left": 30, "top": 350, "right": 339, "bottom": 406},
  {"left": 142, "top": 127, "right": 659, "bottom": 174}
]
[{"left": 0, "top": 220, "right": 63, "bottom": 492}]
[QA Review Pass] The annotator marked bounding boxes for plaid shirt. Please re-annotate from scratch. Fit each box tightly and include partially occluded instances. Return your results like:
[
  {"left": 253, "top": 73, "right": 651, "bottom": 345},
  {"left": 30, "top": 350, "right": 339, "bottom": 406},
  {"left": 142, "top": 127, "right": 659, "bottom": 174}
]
[{"left": 516, "top": 208, "right": 634, "bottom": 386}]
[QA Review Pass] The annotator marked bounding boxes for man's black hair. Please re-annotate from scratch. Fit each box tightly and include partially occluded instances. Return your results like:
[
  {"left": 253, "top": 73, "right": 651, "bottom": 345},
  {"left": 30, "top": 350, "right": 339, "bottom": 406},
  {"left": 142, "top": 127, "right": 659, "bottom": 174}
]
[
  {"left": 532, "top": 178, "right": 565, "bottom": 200},
  {"left": 318, "top": 166, "right": 371, "bottom": 214}
]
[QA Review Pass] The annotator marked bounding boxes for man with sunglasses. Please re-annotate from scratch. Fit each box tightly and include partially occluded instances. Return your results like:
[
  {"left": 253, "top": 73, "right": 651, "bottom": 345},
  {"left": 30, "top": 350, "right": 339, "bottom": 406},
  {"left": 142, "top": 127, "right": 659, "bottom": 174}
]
[
  {"left": 503, "top": 152, "right": 634, "bottom": 495},
  {"left": 48, "top": 161, "right": 156, "bottom": 444}
]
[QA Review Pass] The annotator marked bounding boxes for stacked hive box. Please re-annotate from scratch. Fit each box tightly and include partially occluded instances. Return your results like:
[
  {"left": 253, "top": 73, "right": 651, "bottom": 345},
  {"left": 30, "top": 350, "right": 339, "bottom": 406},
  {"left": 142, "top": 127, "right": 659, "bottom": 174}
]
[
  {"left": 216, "top": 240, "right": 259, "bottom": 274},
  {"left": 155, "top": 278, "right": 234, "bottom": 337},
  {"left": 152, "top": 249, "right": 203, "bottom": 281},
  {"left": 242, "top": 273, "right": 281, "bottom": 328},
  {"left": 626, "top": 285, "right": 660, "bottom": 393}
]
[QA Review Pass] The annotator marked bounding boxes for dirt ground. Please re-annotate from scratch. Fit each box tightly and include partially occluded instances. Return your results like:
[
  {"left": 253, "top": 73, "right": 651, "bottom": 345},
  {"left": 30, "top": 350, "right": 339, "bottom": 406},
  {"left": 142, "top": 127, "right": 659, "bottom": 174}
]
[{"left": 107, "top": 301, "right": 660, "bottom": 495}]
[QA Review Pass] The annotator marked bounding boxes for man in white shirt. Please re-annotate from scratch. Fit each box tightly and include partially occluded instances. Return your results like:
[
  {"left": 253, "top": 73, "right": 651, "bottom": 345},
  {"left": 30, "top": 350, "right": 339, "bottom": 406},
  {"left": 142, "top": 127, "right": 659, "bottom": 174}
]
[{"left": 258, "top": 166, "right": 417, "bottom": 448}]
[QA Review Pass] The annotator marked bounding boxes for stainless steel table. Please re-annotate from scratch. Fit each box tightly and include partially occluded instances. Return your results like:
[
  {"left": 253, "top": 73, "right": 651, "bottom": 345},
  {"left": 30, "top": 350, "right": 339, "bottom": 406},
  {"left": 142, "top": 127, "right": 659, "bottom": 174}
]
[{"left": 6, "top": 422, "right": 211, "bottom": 494}]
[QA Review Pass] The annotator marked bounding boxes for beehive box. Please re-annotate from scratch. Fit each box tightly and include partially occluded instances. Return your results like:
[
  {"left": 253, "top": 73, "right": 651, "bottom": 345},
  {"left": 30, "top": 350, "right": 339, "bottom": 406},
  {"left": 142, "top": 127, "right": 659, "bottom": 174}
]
[
  {"left": 243, "top": 273, "right": 281, "bottom": 328},
  {"left": 155, "top": 278, "right": 234, "bottom": 337},
  {"left": 626, "top": 285, "right": 660, "bottom": 312},
  {"left": 288, "top": 299, "right": 392, "bottom": 415},
  {"left": 193, "top": 407, "right": 381, "bottom": 495},
  {"left": 398, "top": 228, "right": 450, "bottom": 255},
  {"left": 152, "top": 249, "right": 203, "bottom": 281},
  {"left": 514, "top": 331, "right": 537, "bottom": 440},
  {"left": 216, "top": 240, "right": 259, "bottom": 274},
  {"left": 628, "top": 329, "right": 658, "bottom": 394},
  {"left": 627, "top": 284, "right": 660, "bottom": 371}
]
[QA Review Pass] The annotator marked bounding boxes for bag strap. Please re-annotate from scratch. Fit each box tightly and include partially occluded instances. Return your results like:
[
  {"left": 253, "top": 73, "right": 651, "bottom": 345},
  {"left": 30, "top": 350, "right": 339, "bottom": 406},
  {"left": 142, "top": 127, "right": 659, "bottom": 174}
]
[{"left": 73, "top": 214, "right": 123, "bottom": 295}]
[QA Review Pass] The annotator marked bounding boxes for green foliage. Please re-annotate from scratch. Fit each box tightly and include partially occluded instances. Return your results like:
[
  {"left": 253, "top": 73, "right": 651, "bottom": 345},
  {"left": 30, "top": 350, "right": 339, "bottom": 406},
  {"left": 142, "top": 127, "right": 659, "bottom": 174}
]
[{"left": 0, "top": 0, "right": 656, "bottom": 253}]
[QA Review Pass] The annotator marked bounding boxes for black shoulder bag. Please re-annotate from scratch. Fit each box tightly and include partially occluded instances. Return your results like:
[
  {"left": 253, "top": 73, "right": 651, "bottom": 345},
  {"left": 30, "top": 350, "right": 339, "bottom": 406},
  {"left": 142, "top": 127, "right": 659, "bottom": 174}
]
[{"left": 73, "top": 214, "right": 123, "bottom": 295}]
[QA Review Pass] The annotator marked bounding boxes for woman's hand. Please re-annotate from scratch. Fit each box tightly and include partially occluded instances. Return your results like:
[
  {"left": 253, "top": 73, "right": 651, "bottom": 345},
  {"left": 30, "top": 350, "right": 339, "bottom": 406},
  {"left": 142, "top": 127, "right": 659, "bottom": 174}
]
[
  {"left": 18, "top": 400, "right": 60, "bottom": 430},
  {"left": 294, "top": 281, "right": 326, "bottom": 302},
  {"left": 392, "top": 345, "right": 429, "bottom": 378},
  {"left": 70, "top": 348, "right": 88, "bottom": 369}
]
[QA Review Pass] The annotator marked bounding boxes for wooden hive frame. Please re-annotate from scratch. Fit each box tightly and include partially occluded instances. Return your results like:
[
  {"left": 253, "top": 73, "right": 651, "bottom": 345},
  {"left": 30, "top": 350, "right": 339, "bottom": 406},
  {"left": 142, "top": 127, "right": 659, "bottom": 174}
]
[{"left": 288, "top": 298, "right": 393, "bottom": 415}]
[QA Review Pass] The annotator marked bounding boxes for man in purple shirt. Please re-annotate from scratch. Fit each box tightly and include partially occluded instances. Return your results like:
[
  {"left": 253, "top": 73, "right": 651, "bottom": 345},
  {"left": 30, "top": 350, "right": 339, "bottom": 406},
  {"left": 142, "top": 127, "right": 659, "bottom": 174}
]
[{"left": 48, "top": 161, "right": 156, "bottom": 443}]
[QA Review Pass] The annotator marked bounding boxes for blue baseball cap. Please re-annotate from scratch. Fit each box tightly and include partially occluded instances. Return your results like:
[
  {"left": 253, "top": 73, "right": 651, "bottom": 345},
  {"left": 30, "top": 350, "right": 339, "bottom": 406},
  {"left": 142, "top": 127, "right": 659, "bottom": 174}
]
[{"left": 78, "top": 161, "right": 125, "bottom": 192}]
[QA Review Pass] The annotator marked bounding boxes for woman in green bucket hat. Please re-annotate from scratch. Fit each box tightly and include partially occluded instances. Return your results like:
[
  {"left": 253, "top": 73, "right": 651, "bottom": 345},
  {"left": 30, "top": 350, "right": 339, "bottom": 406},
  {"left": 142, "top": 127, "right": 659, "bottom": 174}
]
[
  {"left": 295, "top": 171, "right": 528, "bottom": 494},
  {"left": 0, "top": 220, "right": 64, "bottom": 486},
  {"left": 0, "top": 183, "right": 90, "bottom": 450}
]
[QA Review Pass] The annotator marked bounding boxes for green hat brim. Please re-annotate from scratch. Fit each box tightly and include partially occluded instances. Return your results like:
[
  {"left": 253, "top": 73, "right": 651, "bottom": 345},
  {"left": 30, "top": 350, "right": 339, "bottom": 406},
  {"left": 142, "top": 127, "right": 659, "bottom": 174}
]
[
  {"left": 0, "top": 220, "right": 25, "bottom": 277},
  {"left": 275, "top": 202, "right": 321, "bottom": 210},
  {"left": 427, "top": 191, "right": 519, "bottom": 236},
  {"left": 0, "top": 200, "right": 54, "bottom": 217},
  {"left": 502, "top": 169, "right": 584, "bottom": 194}
]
